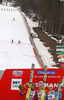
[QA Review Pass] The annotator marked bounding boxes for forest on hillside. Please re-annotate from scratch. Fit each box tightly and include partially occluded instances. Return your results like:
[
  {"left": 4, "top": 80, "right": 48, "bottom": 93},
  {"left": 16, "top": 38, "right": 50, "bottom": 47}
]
[{"left": 15, "top": 0, "right": 64, "bottom": 39}]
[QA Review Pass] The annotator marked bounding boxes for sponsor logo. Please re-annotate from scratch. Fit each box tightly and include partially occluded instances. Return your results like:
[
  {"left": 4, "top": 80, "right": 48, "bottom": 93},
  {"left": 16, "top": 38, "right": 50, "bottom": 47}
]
[
  {"left": 56, "top": 49, "right": 64, "bottom": 52},
  {"left": 57, "top": 55, "right": 64, "bottom": 58},
  {"left": 56, "top": 45, "right": 64, "bottom": 48},
  {"left": 58, "top": 58, "right": 64, "bottom": 63},
  {"left": 37, "top": 71, "right": 56, "bottom": 75},
  {"left": 13, "top": 71, "right": 23, "bottom": 75},
  {"left": 56, "top": 52, "right": 64, "bottom": 55},
  {"left": 11, "top": 79, "right": 22, "bottom": 90},
  {"left": 13, "top": 81, "right": 20, "bottom": 84},
  {"left": 60, "top": 63, "right": 64, "bottom": 67},
  {"left": 35, "top": 82, "right": 58, "bottom": 87}
]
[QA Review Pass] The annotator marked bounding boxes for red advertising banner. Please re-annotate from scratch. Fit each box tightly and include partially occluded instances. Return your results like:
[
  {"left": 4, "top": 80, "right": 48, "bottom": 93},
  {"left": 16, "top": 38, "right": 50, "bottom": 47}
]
[
  {"left": 0, "top": 68, "right": 64, "bottom": 100},
  {"left": 60, "top": 63, "right": 64, "bottom": 67}
]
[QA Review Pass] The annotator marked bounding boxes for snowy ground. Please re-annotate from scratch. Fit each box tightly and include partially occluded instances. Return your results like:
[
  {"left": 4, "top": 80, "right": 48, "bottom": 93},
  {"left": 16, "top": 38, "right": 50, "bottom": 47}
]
[
  {"left": 23, "top": 13, "right": 57, "bottom": 68},
  {"left": 0, "top": 5, "right": 41, "bottom": 70}
]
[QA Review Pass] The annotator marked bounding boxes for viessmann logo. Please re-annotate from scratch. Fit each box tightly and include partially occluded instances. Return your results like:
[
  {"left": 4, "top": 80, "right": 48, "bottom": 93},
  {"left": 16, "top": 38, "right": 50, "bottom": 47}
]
[{"left": 37, "top": 71, "right": 56, "bottom": 75}]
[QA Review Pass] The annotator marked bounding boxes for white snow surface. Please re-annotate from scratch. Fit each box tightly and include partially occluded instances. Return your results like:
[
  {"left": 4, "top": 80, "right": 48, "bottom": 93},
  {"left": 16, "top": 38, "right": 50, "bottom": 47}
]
[
  {"left": 24, "top": 14, "right": 57, "bottom": 68},
  {"left": 0, "top": 5, "right": 41, "bottom": 70},
  {"left": 33, "top": 38, "right": 57, "bottom": 68}
]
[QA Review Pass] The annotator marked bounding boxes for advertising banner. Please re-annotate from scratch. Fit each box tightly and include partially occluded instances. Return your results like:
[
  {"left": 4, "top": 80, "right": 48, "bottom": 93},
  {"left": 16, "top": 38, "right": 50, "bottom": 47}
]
[
  {"left": 0, "top": 69, "right": 64, "bottom": 100},
  {"left": 60, "top": 63, "right": 64, "bottom": 67},
  {"left": 11, "top": 79, "right": 22, "bottom": 90}
]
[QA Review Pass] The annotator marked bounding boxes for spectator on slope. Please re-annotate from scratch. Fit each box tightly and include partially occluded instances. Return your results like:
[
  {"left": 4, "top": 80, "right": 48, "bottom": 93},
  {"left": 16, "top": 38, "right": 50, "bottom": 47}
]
[
  {"left": 18, "top": 40, "right": 21, "bottom": 44},
  {"left": 19, "top": 83, "right": 36, "bottom": 100},
  {"left": 11, "top": 39, "right": 13, "bottom": 43},
  {"left": 13, "top": 18, "right": 15, "bottom": 21}
]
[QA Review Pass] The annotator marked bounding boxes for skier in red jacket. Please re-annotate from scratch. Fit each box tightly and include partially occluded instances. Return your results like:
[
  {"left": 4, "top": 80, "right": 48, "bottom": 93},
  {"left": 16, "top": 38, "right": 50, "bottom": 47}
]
[{"left": 19, "top": 83, "right": 36, "bottom": 100}]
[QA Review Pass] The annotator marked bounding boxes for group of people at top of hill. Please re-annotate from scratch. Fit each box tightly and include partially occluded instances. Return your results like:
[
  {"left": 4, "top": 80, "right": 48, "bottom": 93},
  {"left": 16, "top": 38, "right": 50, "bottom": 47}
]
[{"left": 19, "top": 81, "right": 62, "bottom": 100}]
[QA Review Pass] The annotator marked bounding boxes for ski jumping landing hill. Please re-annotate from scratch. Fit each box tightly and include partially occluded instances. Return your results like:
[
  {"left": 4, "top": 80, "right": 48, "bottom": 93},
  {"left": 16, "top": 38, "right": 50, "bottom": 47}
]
[
  {"left": 0, "top": 5, "right": 41, "bottom": 70},
  {"left": 0, "top": 5, "right": 64, "bottom": 100}
]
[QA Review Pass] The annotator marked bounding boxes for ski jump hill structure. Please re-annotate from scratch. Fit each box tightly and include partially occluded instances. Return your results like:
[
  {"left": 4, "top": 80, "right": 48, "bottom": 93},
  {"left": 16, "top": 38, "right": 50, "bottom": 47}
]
[{"left": 0, "top": 5, "right": 64, "bottom": 100}]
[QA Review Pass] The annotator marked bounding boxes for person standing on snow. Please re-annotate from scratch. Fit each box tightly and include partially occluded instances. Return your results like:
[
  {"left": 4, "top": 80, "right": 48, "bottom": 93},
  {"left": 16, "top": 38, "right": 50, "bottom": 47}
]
[
  {"left": 13, "top": 18, "right": 15, "bottom": 21},
  {"left": 19, "top": 83, "right": 36, "bottom": 100},
  {"left": 18, "top": 40, "right": 21, "bottom": 44},
  {"left": 11, "top": 39, "right": 13, "bottom": 43}
]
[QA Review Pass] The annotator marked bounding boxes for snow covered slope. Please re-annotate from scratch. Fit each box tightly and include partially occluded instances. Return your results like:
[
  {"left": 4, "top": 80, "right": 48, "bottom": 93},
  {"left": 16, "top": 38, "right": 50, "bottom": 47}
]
[
  {"left": 23, "top": 14, "right": 57, "bottom": 68},
  {"left": 0, "top": 5, "right": 41, "bottom": 70}
]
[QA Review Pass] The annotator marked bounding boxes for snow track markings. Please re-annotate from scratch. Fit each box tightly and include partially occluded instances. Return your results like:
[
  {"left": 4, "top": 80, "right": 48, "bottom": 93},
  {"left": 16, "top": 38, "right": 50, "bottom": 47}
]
[
  {"left": 15, "top": 44, "right": 35, "bottom": 57},
  {"left": 0, "top": 40, "right": 31, "bottom": 45}
]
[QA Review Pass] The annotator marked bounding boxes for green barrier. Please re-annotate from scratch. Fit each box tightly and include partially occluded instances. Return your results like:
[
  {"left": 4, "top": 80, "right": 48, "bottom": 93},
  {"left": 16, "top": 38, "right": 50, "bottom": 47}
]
[
  {"left": 56, "top": 52, "right": 64, "bottom": 55},
  {"left": 56, "top": 45, "right": 64, "bottom": 48}
]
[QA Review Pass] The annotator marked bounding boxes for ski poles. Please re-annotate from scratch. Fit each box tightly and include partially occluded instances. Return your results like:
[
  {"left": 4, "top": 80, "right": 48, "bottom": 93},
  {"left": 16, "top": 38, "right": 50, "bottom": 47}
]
[{"left": 26, "top": 63, "right": 35, "bottom": 100}]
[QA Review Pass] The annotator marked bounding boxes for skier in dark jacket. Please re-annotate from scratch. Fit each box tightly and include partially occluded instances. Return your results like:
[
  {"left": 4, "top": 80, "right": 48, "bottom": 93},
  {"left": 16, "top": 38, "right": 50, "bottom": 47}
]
[
  {"left": 18, "top": 40, "right": 21, "bottom": 44},
  {"left": 11, "top": 39, "right": 13, "bottom": 43}
]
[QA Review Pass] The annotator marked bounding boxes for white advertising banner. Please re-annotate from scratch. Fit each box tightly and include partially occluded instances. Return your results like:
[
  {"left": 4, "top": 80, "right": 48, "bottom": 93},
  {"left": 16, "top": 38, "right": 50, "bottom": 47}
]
[{"left": 11, "top": 79, "right": 22, "bottom": 90}]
